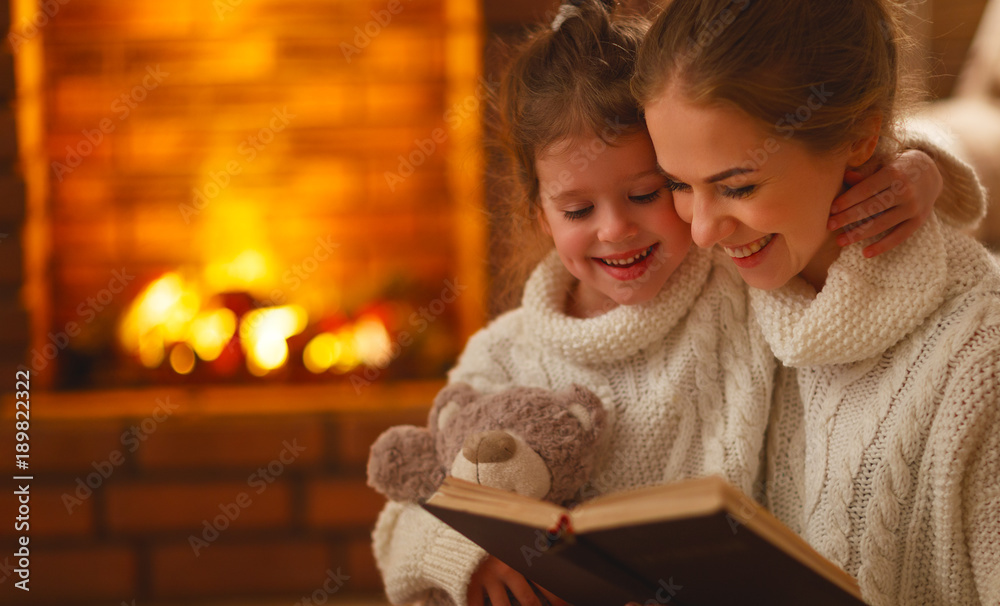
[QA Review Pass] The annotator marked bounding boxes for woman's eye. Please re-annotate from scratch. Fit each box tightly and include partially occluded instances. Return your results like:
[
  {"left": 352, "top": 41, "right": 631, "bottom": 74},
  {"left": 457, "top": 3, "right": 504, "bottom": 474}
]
[
  {"left": 722, "top": 185, "right": 756, "bottom": 199},
  {"left": 665, "top": 179, "right": 690, "bottom": 193},
  {"left": 629, "top": 189, "right": 662, "bottom": 204},
  {"left": 563, "top": 207, "right": 592, "bottom": 221}
]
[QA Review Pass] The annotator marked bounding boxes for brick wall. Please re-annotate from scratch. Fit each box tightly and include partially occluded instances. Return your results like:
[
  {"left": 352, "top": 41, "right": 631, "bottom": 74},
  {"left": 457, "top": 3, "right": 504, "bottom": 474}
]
[
  {"left": 0, "top": 381, "right": 440, "bottom": 604},
  {"left": 0, "top": 0, "right": 29, "bottom": 385}
]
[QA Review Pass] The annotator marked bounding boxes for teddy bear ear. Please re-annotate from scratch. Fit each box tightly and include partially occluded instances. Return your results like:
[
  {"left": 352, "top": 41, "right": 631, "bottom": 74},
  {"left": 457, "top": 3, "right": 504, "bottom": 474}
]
[
  {"left": 565, "top": 384, "right": 607, "bottom": 438},
  {"left": 430, "top": 382, "right": 478, "bottom": 432},
  {"left": 367, "top": 425, "right": 445, "bottom": 502}
]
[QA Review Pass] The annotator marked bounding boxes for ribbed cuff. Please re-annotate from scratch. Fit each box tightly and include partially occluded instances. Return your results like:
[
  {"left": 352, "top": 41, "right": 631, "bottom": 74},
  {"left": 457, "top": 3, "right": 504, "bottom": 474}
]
[{"left": 422, "top": 524, "right": 489, "bottom": 606}]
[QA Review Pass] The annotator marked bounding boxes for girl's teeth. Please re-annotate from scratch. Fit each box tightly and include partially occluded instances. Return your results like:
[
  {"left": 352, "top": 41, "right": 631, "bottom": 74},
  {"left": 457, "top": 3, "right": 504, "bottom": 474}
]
[
  {"left": 726, "top": 234, "right": 773, "bottom": 259},
  {"left": 603, "top": 246, "right": 652, "bottom": 266}
]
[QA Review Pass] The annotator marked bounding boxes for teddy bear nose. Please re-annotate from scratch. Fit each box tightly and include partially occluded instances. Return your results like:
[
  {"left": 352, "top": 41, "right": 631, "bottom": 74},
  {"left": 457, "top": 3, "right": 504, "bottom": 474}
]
[{"left": 462, "top": 430, "right": 516, "bottom": 464}]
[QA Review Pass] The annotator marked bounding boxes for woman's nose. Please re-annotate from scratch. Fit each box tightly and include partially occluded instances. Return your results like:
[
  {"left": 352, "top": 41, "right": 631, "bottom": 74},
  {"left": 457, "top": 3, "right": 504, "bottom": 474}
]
[{"left": 689, "top": 194, "right": 737, "bottom": 249}]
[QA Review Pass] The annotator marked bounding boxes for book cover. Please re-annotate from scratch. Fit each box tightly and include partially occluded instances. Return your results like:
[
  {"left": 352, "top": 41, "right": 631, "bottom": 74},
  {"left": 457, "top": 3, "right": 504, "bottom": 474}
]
[{"left": 422, "top": 476, "right": 868, "bottom": 606}]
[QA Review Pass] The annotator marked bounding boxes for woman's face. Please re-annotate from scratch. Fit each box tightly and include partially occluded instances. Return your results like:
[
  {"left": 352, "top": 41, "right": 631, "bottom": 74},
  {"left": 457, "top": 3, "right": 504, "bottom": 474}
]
[
  {"left": 644, "top": 85, "right": 874, "bottom": 291},
  {"left": 535, "top": 130, "right": 692, "bottom": 317}
]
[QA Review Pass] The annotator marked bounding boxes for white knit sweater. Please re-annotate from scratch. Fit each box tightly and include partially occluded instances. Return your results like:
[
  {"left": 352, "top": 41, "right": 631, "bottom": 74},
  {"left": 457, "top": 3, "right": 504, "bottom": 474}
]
[
  {"left": 371, "top": 126, "right": 987, "bottom": 606},
  {"left": 757, "top": 217, "right": 1000, "bottom": 606},
  {"left": 904, "top": 118, "right": 988, "bottom": 231},
  {"left": 372, "top": 246, "right": 776, "bottom": 606}
]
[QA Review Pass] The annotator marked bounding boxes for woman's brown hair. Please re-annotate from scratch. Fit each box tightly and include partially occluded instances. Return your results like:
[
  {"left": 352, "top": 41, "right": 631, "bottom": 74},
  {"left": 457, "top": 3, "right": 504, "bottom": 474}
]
[{"left": 632, "top": 0, "right": 916, "bottom": 159}]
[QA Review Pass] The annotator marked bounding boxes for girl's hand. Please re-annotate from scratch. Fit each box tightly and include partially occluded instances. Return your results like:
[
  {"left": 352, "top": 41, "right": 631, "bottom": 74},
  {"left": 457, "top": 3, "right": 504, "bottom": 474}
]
[
  {"left": 828, "top": 149, "right": 943, "bottom": 258},
  {"left": 467, "top": 555, "right": 570, "bottom": 606}
]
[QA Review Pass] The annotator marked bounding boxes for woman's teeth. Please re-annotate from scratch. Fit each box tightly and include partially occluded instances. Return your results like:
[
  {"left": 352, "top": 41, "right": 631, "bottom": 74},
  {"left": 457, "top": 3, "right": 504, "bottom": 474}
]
[
  {"left": 600, "top": 245, "right": 654, "bottom": 267},
  {"left": 725, "top": 234, "right": 773, "bottom": 259}
]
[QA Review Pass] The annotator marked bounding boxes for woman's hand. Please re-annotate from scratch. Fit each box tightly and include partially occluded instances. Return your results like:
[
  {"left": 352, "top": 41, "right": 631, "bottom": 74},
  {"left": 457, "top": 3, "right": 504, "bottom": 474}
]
[
  {"left": 828, "top": 149, "right": 943, "bottom": 258},
  {"left": 467, "top": 555, "right": 570, "bottom": 606}
]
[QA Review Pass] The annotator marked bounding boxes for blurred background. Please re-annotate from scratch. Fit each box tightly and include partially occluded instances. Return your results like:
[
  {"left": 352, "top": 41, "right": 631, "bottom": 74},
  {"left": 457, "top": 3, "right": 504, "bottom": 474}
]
[{"left": 0, "top": 0, "right": 997, "bottom": 604}]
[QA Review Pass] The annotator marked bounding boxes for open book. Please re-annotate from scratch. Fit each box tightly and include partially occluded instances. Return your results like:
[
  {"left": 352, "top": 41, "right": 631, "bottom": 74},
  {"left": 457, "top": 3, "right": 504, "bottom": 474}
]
[{"left": 423, "top": 476, "right": 867, "bottom": 606}]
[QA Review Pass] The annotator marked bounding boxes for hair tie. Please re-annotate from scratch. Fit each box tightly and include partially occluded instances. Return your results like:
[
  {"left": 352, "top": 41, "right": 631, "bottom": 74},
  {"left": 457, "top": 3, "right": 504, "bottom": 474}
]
[{"left": 551, "top": 3, "right": 580, "bottom": 31}]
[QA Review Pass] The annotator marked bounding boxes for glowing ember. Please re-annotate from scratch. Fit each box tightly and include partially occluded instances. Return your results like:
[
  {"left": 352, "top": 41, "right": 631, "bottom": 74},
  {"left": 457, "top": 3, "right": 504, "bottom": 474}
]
[
  {"left": 188, "top": 308, "right": 237, "bottom": 362},
  {"left": 353, "top": 314, "right": 392, "bottom": 368},
  {"left": 119, "top": 272, "right": 201, "bottom": 368},
  {"left": 303, "top": 314, "right": 391, "bottom": 375},
  {"left": 303, "top": 332, "right": 340, "bottom": 374},
  {"left": 169, "top": 342, "right": 196, "bottom": 375},
  {"left": 240, "top": 305, "right": 308, "bottom": 374}
]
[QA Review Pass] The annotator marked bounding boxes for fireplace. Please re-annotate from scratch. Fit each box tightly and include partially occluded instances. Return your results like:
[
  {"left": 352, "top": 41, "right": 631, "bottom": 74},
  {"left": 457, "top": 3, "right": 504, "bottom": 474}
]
[
  {"left": 0, "top": 0, "right": 487, "bottom": 603},
  {"left": 14, "top": 0, "right": 486, "bottom": 390}
]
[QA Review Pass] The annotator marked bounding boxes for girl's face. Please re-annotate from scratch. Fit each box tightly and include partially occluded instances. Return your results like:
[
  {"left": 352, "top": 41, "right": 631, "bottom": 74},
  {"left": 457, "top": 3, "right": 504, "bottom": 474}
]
[
  {"left": 644, "top": 86, "right": 875, "bottom": 291},
  {"left": 536, "top": 130, "right": 692, "bottom": 317}
]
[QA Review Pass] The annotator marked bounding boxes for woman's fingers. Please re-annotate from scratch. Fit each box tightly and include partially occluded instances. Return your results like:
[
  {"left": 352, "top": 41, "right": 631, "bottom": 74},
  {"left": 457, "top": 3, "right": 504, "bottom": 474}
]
[
  {"left": 861, "top": 220, "right": 920, "bottom": 258},
  {"left": 836, "top": 206, "right": 906, "bottom": 246},
  {"left": 830, "top": 169, "right": 893, "bottom": 217}
]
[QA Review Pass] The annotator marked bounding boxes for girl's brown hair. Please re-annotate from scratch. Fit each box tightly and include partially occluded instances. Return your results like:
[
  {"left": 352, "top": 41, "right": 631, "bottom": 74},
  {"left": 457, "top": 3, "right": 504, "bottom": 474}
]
[
  {"left": 632, "top": 0, "right": 915, "bottom": 159},
  {"left": 491, "top": 0, "right": 650, "bottom": 312}
]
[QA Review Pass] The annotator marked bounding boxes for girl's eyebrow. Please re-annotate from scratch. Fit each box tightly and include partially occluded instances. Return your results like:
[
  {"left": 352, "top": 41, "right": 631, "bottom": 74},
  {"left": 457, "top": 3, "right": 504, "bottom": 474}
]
[
  {"left": 631, "top": 168, "right": 664, "bottom": 180},
  {"left": 657, "top": 165, "right": 757, "bottom": 183},
  {"left": 549, "top": 188, "right": 586, "bottom": 202}
]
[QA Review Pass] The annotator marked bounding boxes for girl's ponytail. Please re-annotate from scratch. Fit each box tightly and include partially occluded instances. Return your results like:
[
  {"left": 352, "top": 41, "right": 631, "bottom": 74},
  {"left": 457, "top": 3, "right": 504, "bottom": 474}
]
[{"left": 489, "top": 0, "right": 649, "bottom": 313}]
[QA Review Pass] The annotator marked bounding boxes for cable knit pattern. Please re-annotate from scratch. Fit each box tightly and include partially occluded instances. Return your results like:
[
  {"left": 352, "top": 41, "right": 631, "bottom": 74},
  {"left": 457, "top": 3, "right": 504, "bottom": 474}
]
[
  {"left": 372, "top": 246, "right": 775, "bottom": 606},
  {"left": 760, "top": 218, "right": 1000, "bottom": 606}
]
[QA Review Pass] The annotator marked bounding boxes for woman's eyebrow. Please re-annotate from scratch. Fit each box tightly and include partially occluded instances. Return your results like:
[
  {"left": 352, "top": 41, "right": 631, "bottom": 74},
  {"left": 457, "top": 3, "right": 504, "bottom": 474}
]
[
  {"left": 656, "top": 165, "right": 757, "bottom": 183},
  {"left": 706, "top": 167, "right": 756, "bottom": 183}
]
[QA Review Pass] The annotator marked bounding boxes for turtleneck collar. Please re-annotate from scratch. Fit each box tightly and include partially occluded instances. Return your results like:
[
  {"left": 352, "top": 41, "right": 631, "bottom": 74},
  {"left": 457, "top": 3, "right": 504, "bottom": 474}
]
[
  {"left": 750, "top": 215, "right": 949, "bottom": 367},
  {"left": 521, "top": 245, "right": 712, "bottom": 365}
]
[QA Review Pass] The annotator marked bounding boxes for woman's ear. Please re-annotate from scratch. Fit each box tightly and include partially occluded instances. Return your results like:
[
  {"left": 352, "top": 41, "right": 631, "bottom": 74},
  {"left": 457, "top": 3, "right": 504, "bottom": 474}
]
[{"left": 847, "top": 113, "right": 883, "bottom": 167}]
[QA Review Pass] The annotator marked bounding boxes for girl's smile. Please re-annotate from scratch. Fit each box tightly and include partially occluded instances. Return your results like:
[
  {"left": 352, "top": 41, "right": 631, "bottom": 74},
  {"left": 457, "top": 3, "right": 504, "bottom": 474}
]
[
  {"left": 594, "top": 242, "right": 659, "bottom": 277},
  {"left": 535, "top": 131, "right": 692, "bottom": 317}
]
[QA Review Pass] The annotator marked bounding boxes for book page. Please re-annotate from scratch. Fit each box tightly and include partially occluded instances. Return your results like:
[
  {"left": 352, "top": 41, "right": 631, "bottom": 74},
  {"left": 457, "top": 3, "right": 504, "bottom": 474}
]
[{"left": 426, "top": 477, "right": 568, "bottom": 531}]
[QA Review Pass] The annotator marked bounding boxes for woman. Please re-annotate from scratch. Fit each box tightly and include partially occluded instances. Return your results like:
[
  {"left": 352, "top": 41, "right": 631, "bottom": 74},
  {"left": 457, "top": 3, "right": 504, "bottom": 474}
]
[{"left": 634, "top": 1, "right": 1000, "bottom": 605}]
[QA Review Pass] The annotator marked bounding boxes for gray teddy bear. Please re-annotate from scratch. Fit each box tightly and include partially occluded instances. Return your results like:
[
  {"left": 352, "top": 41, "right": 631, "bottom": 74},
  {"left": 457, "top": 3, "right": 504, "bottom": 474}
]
[{"left": 367, "top": 382, "right": 608, "bottom": 507}]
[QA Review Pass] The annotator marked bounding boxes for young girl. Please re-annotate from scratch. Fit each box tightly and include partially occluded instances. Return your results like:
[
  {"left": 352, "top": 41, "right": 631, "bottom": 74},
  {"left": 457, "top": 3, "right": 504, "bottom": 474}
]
[
  {"left": 634, "top": 1, "right": 999, "bottom": 604},
  {"left": 372, "top": 2, "right": 983, "bottom": 605}
]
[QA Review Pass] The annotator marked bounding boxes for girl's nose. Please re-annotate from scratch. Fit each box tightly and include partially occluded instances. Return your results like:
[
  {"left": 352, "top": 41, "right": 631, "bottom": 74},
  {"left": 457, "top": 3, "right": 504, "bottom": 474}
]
[
  {"left": 689, "top": 194, "right": 737, "bottom": 249},
  {"left": 598, "top": 206, "right": 639, "bottom": 242}
]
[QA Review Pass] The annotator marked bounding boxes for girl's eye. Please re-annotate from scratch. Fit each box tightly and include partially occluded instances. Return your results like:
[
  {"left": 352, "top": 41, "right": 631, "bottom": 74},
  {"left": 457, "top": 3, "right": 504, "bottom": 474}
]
[
  {"left": 629, "top": 189, "right": 662, "bottom": 204},
  {"left": 665, "top": 179, "right": 690, "bottom": 193},
  {"left": 563, "top": 207, "right": 592, "bottom": 221},
  {"left": 722, "top": 185, "right": 756, "bottom": 199}
]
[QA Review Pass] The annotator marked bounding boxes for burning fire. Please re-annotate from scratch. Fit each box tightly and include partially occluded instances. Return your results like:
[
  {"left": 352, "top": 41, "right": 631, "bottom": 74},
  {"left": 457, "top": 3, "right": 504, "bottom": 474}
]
[
  {"left": 302, "top": 314, "right": 392, "bottom": 375},
  {"left": 239, "top": 305, "right": 308, "bottom": 376},
  {"left": 117, "top": 259, "right": 393, "bottom": 378}
]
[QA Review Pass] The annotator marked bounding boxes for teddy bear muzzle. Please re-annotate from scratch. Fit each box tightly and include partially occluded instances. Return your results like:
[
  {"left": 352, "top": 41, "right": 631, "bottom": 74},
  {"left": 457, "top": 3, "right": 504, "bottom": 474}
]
[
  {"left": 461, "top": 430, "right": 516, "bottom": 463},
  {"left": 451, "top": 430, "right": 552, "bottom": 499}
]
